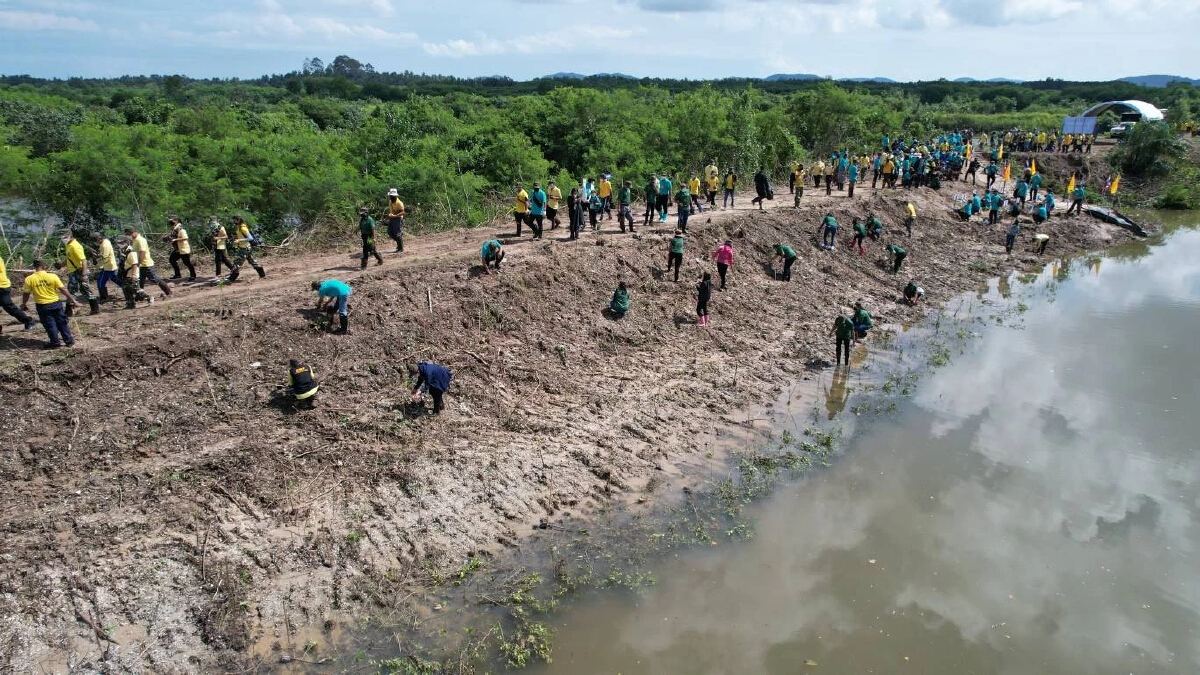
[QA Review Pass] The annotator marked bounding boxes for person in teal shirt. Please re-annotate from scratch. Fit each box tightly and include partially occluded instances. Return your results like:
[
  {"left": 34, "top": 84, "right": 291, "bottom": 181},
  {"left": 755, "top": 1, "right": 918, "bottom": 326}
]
[
  {"left": 528, "top": 182, "right": 547, "bottom": 238},
  {"left": 657, "top": 175, "right": 673, "bottom": 222},
  {"left": 481, "top": 238, "right": 504, "bottom": 273},
  {"left": 774, "top": 243, "right": 798, "bottom": 281},
  {"left": 313, "top": 278, "right": 352, "bottom": 333},
  {"left": 667, "top": 230, "right": 685, "bottom": 282},
  {"left": 886, "top": 243, "right": 906, "bottom": 274},
  {"left": 1033, "top": 203, "right": 1048, "bottom": 225},
  {"left": 960, "top": 200, "right": 975, "bottom": 220},
  {"left": 1044, "top": 191, "right": 1056, "bottom": 216},
  {"left": 1014, "top": 178, "right": 1029, "bottom": 207},
  {"left": 985, "top": 161, "right": 998, "bottom": 189},
  {"left": 817, "top": 213, "right": 838, "bottom": 249},
  {"left": 847, "top": 163, "right": 859, "bottom": 198},
  {"left": 868, "top": 214, "right": 884, "bottom": 240},
  {"left": 987, "top": 189, "right": 1002, "bottom": 224},
  {"left": 971, "top": 193, "right": 983, "bottom": 213},
  {"left": 1067, "top": 185, "right": 1086, "bottom": 216},
  {"left": 1030, "top": 172, "right": 1044, "bottom": 201}
]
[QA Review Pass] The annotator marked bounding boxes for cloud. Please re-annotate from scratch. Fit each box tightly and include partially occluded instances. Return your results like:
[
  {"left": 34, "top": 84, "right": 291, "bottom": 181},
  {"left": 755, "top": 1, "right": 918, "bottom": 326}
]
[
  {"left": 0, "top": 9, "right": 98, "bottom": 31},
  {"left": 424, "top": 25, "right": 642, "bottom": 57}
]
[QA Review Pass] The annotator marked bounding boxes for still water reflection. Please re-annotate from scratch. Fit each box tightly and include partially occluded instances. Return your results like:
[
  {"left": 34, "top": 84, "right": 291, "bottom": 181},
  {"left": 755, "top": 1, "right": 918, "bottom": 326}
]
[{"left": 537, "top": 224, "right": 1200, "bottom": 675}]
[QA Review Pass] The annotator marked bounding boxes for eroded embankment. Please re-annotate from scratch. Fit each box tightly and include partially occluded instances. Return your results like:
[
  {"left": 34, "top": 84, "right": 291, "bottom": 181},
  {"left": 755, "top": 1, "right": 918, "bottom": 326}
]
[{"left": 0, "top": 185, "right": 1136, "bottom": 673}]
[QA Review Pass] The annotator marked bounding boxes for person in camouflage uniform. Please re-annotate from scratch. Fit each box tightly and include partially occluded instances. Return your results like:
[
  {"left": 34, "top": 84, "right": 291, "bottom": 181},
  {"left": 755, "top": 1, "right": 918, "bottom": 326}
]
[{"left": 226, "top": 215, "right": 266, "bottom": 282}]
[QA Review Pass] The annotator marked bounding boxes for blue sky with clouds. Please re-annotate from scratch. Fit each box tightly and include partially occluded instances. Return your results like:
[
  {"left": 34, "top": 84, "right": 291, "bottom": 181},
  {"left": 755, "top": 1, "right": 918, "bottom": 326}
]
[{"left": 1, "top": 0, "right": 1196, "bottom": 81}]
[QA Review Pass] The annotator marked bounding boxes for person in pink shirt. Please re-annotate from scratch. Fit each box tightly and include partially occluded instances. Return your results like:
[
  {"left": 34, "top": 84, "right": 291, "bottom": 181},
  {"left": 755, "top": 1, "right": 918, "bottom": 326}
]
[{"left": 712, "top": 239, "right": 734, "bottom": 290}]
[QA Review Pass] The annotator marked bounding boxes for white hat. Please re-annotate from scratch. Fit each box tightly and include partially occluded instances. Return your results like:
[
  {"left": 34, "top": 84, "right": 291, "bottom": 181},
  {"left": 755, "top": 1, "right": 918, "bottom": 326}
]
[{"left": 387, "top": 188, "right": 399, "bottom": 197}]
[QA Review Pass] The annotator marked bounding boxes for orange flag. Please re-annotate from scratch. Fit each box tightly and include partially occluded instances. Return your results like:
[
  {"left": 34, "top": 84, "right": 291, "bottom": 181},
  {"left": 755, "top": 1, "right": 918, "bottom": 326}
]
[
  {"left": 1003, "top": 163, "right": 1011, "bottom": 181},
  {"left": 1030, "top": 159, "right": 1037, "bottom": 176},
  {"left": 997, "top": 144, "right": 1005, "bottom": 160}
]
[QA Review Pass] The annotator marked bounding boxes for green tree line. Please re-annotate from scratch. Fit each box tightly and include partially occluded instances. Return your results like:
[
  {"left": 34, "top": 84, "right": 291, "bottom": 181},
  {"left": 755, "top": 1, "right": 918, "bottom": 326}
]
[{"left": 2, "top": 63, "right": 1197, "bottom": 257}]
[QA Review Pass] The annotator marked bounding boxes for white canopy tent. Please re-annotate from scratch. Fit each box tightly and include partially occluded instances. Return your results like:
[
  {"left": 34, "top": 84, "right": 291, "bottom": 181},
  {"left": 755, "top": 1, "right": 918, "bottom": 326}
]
[{"left": 1079, "top": 100, "right": 1165, "bottom": 121}]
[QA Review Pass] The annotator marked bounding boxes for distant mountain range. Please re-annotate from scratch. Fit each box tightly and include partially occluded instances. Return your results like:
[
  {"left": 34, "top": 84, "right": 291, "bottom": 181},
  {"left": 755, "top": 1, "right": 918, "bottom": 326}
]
[
  {"left": 541, "top": 72, "right": 1197, "bottom": 87},
  {"left": 1118, "top": 74, "right": 1200, "bottom": 87}
]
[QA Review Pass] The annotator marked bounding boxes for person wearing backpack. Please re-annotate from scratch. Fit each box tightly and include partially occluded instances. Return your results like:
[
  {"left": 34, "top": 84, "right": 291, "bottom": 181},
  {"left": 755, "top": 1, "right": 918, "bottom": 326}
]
[
  {"left": 409, "top": 361, "right": 452, "bottom": 415},
  {"left": 227, "top": 215, "right": 266, "bottom": 282}
]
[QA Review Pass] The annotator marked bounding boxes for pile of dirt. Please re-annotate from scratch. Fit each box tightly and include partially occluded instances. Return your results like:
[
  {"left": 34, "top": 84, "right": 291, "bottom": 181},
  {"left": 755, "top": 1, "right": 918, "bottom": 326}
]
[{"left": 0, "top": 184, "right": 1136, "bottom": 672}]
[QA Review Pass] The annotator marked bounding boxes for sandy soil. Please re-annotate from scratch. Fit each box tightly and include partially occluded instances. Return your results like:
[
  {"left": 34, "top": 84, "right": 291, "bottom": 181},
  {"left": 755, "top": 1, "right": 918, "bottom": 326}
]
[{"left": 0, "top": 169, "right": 1138, "bottom": 672}]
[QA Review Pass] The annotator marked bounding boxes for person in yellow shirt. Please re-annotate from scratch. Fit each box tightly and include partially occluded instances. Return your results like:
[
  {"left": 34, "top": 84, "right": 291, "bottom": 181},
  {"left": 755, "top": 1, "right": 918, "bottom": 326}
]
[
  {"left": 597, "top": 175, "right": 613, "bottom": 220},
  {"left": 21, "top": 259, "right": 76, "bottom": 347},
  {"left": 0, "top": 254, "right": 35, "bottom": 331},
  {"left": 687, "top": 173, "right": 704, "bottom": 213},
  {"left": 704, "top": 159, "right": 719, "bottom": 184},
  {"left": 704, "top": 173, "right": 719, "bottom": 208},
  {"left": 60, "top": 232, "right": 99, "bottom": 315},
  {"left": 91, "top": 232, "right": 120, "bottom": 301},
  {"left": 226, "top": 215, "right": 266, "bottom": 282},
  {"left": 513, "top": 182, "right": 530, "bottom": 236},
  {"left": 904, "top": 201, "right": 917, "bottom": 237},
  {"left": 546, "top": 180, "right": 562, "bottom": 230},
  {"left": 119, "top": 241, "right": 153, "bottom": 309},
  {"left": 722, "top": 170, "right": 737, "bottom": 209},
  {"left": 123, "top": 225, "right": 173, "bottom": 296},
  {"left": 793, "top": 166, "right": 806, "bottom": 208},
  {"left": 207, "top": 216, "right": 233, "bottom": 276},
  {"left": 167, "top": 217, "right": 197, "bottom": 281},
  {"left": 812, "top": 160, "right": 825, "bottom": 188},
  {"left": 882, "top": 156, "right": 896, "bottom": 188},
  {"left": 384, "top": 188, "right": 406, "bottom": 252}
]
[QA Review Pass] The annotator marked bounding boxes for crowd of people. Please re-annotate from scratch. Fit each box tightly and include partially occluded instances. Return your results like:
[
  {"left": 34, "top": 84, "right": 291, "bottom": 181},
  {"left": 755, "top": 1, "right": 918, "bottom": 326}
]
[{"left": 1, "top": 126, "right": 1098, "bottom": 406}]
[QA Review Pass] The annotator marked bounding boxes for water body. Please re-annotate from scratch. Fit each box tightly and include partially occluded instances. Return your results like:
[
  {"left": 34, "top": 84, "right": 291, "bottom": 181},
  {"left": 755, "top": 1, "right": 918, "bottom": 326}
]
[{"left": 537, "top": 215, "right": 1200, "bottom": 675}]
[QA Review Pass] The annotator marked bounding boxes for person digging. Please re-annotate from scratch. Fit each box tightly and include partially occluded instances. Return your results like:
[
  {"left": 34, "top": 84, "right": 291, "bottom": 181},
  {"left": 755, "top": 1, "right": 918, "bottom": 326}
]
[
  {"left": 312, "top": 279, "right": 351, "bottom": 334},
  {"left": 288, "top": 359, "right": 320, "bottom": 409},
  {"left": 409, "top": 361, "right": 452, "bottom": 415}
]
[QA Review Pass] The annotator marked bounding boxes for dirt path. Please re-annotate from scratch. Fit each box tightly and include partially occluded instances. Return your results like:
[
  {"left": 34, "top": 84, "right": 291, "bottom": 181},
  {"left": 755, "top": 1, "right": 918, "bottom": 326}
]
[{"left": 0, "top": 175, "right": 1137, "bottom": 673}]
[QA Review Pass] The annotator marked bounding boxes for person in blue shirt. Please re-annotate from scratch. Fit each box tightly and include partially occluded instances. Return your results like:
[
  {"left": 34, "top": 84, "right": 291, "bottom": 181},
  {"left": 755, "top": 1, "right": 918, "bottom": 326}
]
[
  {"left": 1029, "top": 172, "right": 1044, "bottom": 201},
  {"left": 1033, "top": 203, "right": 1049, "bottom": 225},
  {"left": 847, "top": 162, "right": 859, "bottom": 198},
  {"left": 1014, "top": 178, "right": 1029, "bottom": 207},
  {"left": 960, "top": 199, "right": 975, "bottom": 221},
  {"left": 971, "top": 192, "right": 983, "bottom": 213},
  {"left": 1044, "top": 191, "right": 1056, "bottom": 217},
  {"left": 987, "top": 189, "right": 1003, "bottom": 224},
  {"left": 527, "top": 182, "right": 546, "bottom": 239},
  {"left": 657, "top": 174, "right": 673, "bottom": 222},
  {"left": 409, "top": 361, "right": 452, "bottom": 415},
  {"left": 1066, "top": 184, "right": 1086, "bottom": 216},
  {"left": 481, "top": 238, "right": 504, "bottom": 273},
  {"left": 312, "top": 278, "right": 352, "bottom": 334}
]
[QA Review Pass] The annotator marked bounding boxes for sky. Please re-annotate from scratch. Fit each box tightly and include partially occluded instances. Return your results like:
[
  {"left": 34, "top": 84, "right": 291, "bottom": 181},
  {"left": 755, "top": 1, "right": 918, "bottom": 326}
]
[{"left": 0, "top": 0, "right": 1197, "bottom": 82}]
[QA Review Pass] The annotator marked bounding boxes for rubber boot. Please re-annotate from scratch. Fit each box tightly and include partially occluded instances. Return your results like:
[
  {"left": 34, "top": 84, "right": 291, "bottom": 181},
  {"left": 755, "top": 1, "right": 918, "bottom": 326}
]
[
  {"left": 333, "top": 315, "right": 348, "bottom": 334},
  {"left": 227, "top": 268, "right": 240, "bottom": 283},
  {"left": 255, "top": 266, "right": 266, "bottom": 278},
  {"left": 88, "top": 299, "right": 100, "bottom": 315},
  {"left": 158, "top": 280, "right": 172, "bottom": 296}
]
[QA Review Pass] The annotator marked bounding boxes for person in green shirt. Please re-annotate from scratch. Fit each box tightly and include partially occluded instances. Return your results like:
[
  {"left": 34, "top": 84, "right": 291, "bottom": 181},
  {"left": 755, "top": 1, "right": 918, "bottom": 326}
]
[
  {"left": 357, "top": 207, "right": 383, "bottom": 269},
  {"left": 903, "top": 280, "right": 924, "bottom": 306},
  {"left": 773, "top": 243, "right": 797, "bottom": 281},
  {"left": 667, "top": 230, "right": 685, "bottom": 282},
  {"left": 852, "top": 301, "right": 873, "bottom": 338},
  {"left": 675, "top": 186, "right": 691, "bottom": 233},
  {"left": 868, "top": 214, "right": 885, "bottom": 240},
  {"left": 852, "top": 218, "right": 867, "bottom": 256},
  {"left": 817, "top": 213, "right": 838, "bottom": 249},
  {"left": 887, "top": 243, "right": 907, "bottom": 274},
  {"left": 609, "top": 281, "right": 630, "bottom": 317},
  {"left": 643, "top": 176, "right": 658, "bottom": 227},
  {"left": 618, "top": 180, "right": 635, "bottom": 233},
  {"left": 830, "top": 312, "right": 855, "bottom": 367}
]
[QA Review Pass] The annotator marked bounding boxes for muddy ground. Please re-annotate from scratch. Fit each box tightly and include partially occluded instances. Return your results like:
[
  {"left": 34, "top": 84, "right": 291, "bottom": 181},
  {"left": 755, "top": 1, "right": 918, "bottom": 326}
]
[{"left": 0, "top": 169, "right": 1139, "bottom": 673}]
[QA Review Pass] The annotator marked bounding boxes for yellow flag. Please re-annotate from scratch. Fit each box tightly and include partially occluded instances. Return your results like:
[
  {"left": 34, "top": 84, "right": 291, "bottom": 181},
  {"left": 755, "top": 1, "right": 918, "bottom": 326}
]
[
  {"left": 1067, "top": 174, "right": 1076, "bottom": 193},
  {"left": 1003, "top": 163, "right": 1010, "bottom": 181},
  {"left": 1030, "top": 159, "right": 1037, "bottom": 176},
  {"left": 1109, "top": 175, "right": 1120, "bottom": 195},
  {"left": 997, "top": 144, "right": 1004, "bottom": 160}
]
